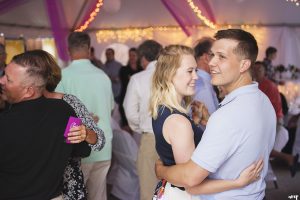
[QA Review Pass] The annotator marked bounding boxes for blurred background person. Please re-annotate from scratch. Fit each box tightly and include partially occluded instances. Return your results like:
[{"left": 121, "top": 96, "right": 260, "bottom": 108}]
[
  {"left": 193, "top": 37, "right": 219, "bottom": 115},
  {"left": 119, "top": 47, "right": 142, "bottom": 131},
  {"left": 263, "top": 46, "right": 277, "bottom": 80},
  {"left": 90, "top": 46, "right": 103, "bottom": 69},
  {"left": 103, "top": 48, "right": 122, "bottom": 103}
]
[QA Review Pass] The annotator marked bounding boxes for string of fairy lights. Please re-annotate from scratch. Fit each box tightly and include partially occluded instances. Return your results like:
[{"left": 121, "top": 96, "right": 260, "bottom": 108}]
[
  {"left": 95, "top": 24, "right": 260, "bottom": 43},
  {"left": 186, "top": 0, "right": 216, "bottom": 29},
  {"left": 78, "top": 0, "right": 297, "bottom": 43},
  {"left": 286, "top": 0, "right": 300, "bottom": 7},
  {"left": 75, "top": 0, "right": 103, "bottom": 32}
]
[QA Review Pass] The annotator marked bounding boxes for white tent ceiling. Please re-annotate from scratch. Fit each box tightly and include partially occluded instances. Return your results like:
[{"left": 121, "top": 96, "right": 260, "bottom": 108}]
[
  {"left": 0, "top": 0, "right": 300, "bottom": 68},
  {"left": 1, "top": 0, "right": 300, "bottom": 36}
]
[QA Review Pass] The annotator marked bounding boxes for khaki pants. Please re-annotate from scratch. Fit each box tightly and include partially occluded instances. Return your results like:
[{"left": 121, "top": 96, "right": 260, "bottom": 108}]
[
  {"left": 81, "top": 160, "right": 111, "bottom": 200},
  {"left": 137, "top": 133, "right": 159, "bottom": 200}
]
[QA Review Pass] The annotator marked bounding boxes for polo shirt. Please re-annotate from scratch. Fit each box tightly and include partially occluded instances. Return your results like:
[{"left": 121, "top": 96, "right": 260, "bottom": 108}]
[
  {"left": 192, "top": 82, "right": 276, "bottom": 200},
  {"left": 56, "top": 59, "right": 114, "bottom": 163}
]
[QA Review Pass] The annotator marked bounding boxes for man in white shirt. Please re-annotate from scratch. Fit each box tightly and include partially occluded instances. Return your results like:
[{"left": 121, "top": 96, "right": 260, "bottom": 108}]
[
  {"left": 155, "top": 29, "right": 276, "bottom": 200},
  {"left": 123, "top": 40, "right": 162, "bottom": 200}
]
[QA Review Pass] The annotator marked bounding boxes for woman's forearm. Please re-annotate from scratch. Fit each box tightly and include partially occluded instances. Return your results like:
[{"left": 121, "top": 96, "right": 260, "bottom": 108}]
[{"left": 187, "top": 179, "right": 241, "bottom": 195}]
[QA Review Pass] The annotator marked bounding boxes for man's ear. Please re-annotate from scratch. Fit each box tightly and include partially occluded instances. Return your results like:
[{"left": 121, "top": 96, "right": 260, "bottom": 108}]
[
  {"left": 203, "top": 53, "right": 211, "bottom": 64},
  {"left": 240, "top": 59, "right": 251, "bottom": 73},
  {"left": 23, "top": 86, "right": 36, "bottom": 99}
]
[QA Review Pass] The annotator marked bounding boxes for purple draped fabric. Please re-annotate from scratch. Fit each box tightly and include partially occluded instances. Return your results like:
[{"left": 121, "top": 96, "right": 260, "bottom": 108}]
[
  {"left": 76, "top": 0, "right": 99, "bottom": 29},
  {"left": 161, "top": 0, "right": 216, "bottom": 36},
  {"left": 0, "top": 0, "right": 29, "bottom": 15},
  {"left": 195, "top": 0, "right": 216, "bottom": 23},
  {"left": 161, "top": 0, "right": 191, "bottom": 36},
  {"left": 45, "top": 0, "right": 69, "bottom": 62}
]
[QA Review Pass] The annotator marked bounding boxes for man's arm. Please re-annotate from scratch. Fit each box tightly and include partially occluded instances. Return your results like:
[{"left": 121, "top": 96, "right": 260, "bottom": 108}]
[
  {"left": 155, "top": 159, "right": 209, "bottom": 188},
  {"left": 123, "top": 77, "right": 141, "bottom": 132}
]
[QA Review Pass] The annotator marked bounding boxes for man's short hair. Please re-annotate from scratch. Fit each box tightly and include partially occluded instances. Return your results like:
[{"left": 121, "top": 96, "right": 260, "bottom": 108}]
[
  {"left": 68, "top": 32, "right": 91, "bottom": 52},
  {"left": 11, "top": 50, "right": 57, "bottom": 90},
  {"left": 214, "top": 29, "right": 258, "bottom": 65},
  {"left": 265, "top": 46, "right": 277, "bottom": 57},
  {"left": 194, "top": 37, "right": 213, "bottom": 59},
  {"left": 106, "top": 48, "right": 115, "bottom": 54},
  {"left": 138, "top": 40, "right": 162, "bottom": 62}
]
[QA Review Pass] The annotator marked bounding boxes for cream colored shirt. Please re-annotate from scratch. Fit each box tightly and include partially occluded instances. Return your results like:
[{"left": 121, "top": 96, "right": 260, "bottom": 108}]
[{"left": 123, "top": 61, "right": 157, "bottom": 134}]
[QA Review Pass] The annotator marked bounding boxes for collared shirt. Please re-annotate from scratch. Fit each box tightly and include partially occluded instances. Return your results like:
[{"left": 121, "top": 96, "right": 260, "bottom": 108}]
[
  {"left": 103, "top": 60, "right": 122, "bottom": 99},
  {"left": 192, "top": 82, "right": 276, "bottom": 200},
  {"left": 56, "top": 59, "right": 114, "bottom": 163},
  {"left": 123, "top": 61, "right": 157, "bottom": 134},
  {"left": 194, "top": 69, "right": 219, "bottom": 114}
]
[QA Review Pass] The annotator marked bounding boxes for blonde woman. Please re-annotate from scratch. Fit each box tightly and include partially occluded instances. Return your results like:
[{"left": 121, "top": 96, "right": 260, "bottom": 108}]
[{"left": 150, "top": 45, "right": 262, "bottom": 199}]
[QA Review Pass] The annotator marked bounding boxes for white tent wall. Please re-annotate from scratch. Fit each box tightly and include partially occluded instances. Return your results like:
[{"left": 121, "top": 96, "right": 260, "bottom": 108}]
[{"left": 89, "top": 26, "right": 300, "bottom": 68}]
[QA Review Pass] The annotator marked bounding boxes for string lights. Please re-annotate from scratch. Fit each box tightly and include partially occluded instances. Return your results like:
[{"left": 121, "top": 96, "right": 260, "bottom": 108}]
[
  {"left": 186, "top": 0, "right": 216, "bottom": 29},
  {"left": 75, "top": 0, "right": 104, "bottom": 32},
  {"left": 286, "top": 0, "right": 300, "bottom": 7},
  {"left": 95, "top": 24, "right": 259, "bottom": 43}
]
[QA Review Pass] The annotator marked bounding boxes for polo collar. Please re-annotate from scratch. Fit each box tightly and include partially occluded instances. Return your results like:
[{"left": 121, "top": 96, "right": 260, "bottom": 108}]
[{"left": 219, "top": 82, "right": 258, "bottom": 108}]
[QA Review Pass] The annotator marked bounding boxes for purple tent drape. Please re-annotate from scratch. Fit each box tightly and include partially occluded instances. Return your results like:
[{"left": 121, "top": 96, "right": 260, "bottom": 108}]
[
  {"left": 45, "top": 0, "right": 69, "bottom": 62},
  {"left": 161, "top": 0, "right": 216, "bottom": 36},
  {"left": 161, "top": 0, "right": 191, "bottom": 36},
  {"left": 195, "top": 0, "right": 216, "bottom": 23},
  {"left": 0, "top": 0, "right": 30, "bottom": 15}
]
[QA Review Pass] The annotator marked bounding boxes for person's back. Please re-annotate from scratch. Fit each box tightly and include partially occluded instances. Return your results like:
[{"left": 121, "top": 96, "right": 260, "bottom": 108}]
[
  {"left": 58, "top": 60, "right": 113, "bottom": 152},
  {"left": 0, "top": 97, "right": 90, "bottom": 200},
  {"left": 193, "top": 84, "right": 276, "bottom": 199}
]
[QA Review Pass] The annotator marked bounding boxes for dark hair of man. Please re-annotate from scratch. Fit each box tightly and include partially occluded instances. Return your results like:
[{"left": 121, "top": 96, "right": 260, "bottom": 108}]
[
  {"left": 138, "top": 40, "right": 162, "bottom": 62},
  {"left": 214, "top": 29, "right": 258, "bottom": 65},
  {"left": 129, "top": 47, "right": 137, "bottom": 53},
  {"left": 12, "top": 50, "right": 58, "bottom": 91},
  {"left": 106, "top": 48, "right": 115, "bottom": 54},
  {"left": 90, "top": 46, "right": 95, "bottom": 53},
  {"left": 194, "top": 38, "right": 213, "bottom": 59},
  {"left": 68, "top": 32, "right": 91, "bottom": 53},
  {"left": 255, "top": 61, "right": 267, "bottom": 69},
  {"left": 265, "top": 46, "right": 277, "bottom": 58}
]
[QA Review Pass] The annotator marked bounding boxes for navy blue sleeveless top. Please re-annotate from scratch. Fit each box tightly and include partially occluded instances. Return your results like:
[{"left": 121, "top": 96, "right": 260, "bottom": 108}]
[{"left": 152, "top": 105, "right": 203, "bottom": 166}]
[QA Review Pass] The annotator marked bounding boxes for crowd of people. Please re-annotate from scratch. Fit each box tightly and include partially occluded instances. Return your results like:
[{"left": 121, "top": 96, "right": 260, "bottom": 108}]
[{"left": 0, "top": 28, "right": 299, "bottom": 200}]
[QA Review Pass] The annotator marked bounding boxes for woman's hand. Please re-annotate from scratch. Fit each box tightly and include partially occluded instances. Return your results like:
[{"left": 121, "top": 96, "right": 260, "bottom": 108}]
[
  {"left": 235, "top": 159, "right": 264, "bottom": 187},
  {"left": 67, "top": 125, "right": 87, "bottom": 143},
  {"left": 191, "top": 101, "right": 210, "bottom": 126}
]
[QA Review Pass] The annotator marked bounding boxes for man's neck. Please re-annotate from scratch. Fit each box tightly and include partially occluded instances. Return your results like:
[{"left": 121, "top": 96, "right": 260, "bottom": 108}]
[
  {"left": 224, "top": 73, "right": 252, "bottom": 94},
  {"left": 70, "top": 52, "right": 89, "bottom": 61}
]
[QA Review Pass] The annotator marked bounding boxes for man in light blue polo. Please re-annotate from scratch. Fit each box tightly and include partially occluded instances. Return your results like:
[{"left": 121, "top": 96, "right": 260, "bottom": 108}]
[
  {"left": 194, "top": 37, "right": 219, "bottom": 115},
  {"left": 155, "top": 29, "right": 276, "bottom": 199},
  {"left": 56, "top": 32, "right": 114, "bottom": 200}
]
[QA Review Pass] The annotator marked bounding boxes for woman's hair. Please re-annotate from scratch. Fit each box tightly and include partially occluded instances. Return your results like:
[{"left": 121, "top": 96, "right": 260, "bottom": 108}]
[
  {"left": 11, "top": 50, "right": 61, "bottom": 92},
  {"left": 150, "top": 44, "right": 194, "bottom": 119}
]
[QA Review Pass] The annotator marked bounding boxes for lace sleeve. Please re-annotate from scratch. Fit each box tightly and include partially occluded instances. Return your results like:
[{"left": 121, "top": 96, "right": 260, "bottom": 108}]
[{"left": 63, "top": 94, "right": 105, "bottom": 151}]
